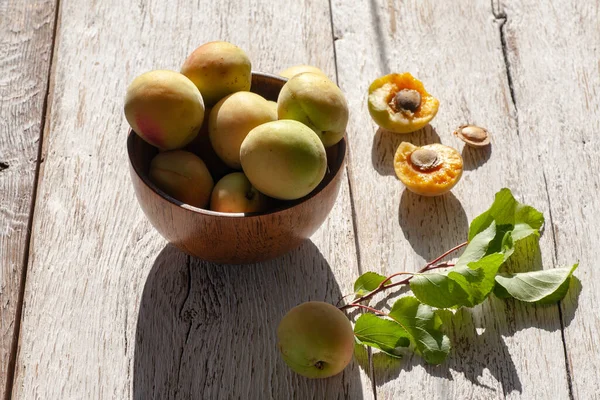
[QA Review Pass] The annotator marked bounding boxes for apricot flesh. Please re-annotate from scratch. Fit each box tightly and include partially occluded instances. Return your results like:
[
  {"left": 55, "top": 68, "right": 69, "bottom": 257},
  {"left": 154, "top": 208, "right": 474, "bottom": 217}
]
[
  {"left": 368, "top": 72, "right": 439, "bottom": 134},
  {"left": 394, "top": 142, "right": 463, "bottom": 196},
  {"left": 209, "top": 91, "right": 277, "bottom": 169},
  {"left": 277, "top": 301, "right": 355, "bottom": 379},
  {"left": 124, "top": 70, "right": 205, "bottom": 150},
  {"left": 149, "top": 150, "right": 214, "bottom": 208},
  {"left": 277, "top": 72, "right": 348, "bottom": 148},
  {"left": 240, "top": 120, "right": 327, "bottom": 200},
  {"left": 279, "top": 65, "right": 327, "bottom": 80},
  {"left": 181, "top": 41, "right": 251, "bottom": 106},
  {"left": 210, "top": 172, "right": 268, "bottom": 213}
]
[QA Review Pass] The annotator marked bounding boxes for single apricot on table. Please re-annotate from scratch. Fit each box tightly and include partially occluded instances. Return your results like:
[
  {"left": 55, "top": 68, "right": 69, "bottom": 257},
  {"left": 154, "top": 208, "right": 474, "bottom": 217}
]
[
  {"left": 277, "top": 301, "right": 355, "bottom": 379},
  {"left": 368, "top": 72, "right": 439, "bottom": 134},
  {"left": 149, "top": 150, "right": 214, "bottom": 208},
  {"left": 394, "top": 142, "right": 463, "bottom": 196}
]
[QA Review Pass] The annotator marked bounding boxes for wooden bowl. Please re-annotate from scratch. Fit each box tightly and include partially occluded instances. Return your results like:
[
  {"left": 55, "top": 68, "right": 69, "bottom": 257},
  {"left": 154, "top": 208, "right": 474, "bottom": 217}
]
[{"left": 127, "top": 72, "right": 347, "bottom": 264}]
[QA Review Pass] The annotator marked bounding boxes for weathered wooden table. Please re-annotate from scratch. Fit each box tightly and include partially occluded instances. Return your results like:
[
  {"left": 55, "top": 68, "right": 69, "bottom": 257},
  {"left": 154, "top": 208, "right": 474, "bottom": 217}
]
[{"left": 1, "top": 0, "right": 598, "bottom": 398}]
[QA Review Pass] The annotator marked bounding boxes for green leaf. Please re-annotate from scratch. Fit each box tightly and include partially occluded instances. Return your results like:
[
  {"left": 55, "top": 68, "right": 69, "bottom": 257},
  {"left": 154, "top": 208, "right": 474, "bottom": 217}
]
[
  {"left": 409, "top": 272, "right": 469, "bottom": 309},
  {"left": 456, "top": 222, "right": 498, "bottom": 268},
  {"left": 354, "top": 313, "right": 410, "bottom": 358},
  {"left": 411, "top": 253, "right": 505, "bottom": 308},
  {"left": 448, "top": 253, "right": 505, "bottom": 306},
  {"left": 353, "top": 272, "right": 387, "bottom": 297},
  {"left": 495, "top": 264, "right": 579, "bottom": 304},
  {"left": 468, "top": 188, "right": 544, "bottom": 242},
  {"left": 388, "top": 297, "right": 451, "bottom": 364}
]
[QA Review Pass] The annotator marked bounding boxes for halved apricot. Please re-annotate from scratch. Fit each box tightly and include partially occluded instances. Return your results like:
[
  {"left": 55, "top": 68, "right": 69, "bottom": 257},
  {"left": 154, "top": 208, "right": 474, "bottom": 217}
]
[
  {"left": 394, "top": 142, "right": 463, "bottom": 196},
  {"left": 368, "top": 73, "right": 439, "bottom": 134}
]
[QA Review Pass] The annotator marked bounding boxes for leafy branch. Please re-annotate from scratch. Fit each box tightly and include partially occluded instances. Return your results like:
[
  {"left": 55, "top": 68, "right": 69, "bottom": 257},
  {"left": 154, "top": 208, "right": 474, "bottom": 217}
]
[{"left": 341, "top": 188, "right": 579, "bottom": 365}]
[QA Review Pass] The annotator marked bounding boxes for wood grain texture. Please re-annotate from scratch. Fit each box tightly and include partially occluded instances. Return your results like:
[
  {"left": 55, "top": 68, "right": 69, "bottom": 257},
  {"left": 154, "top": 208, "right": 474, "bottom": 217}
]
[
  {"left": 499, "top": 0, "right": 599, "bottom": 398},
  {"left": 11, "top": 0, "right": 371, "bottom": 398},
  {"left": 0, "top": 0, "right": 56, "bottom": 397},
  {"left": 331, "top": 0, "right": 570, "bottom": 398}
]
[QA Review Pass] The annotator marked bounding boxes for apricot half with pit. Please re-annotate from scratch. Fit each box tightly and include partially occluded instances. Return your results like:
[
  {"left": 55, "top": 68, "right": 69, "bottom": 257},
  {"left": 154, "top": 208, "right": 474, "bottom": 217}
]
[
  {"left": 368, "top": 72, "right": 439, "bottom": 134},
  {"left": 394, "top": 142, "right": 463, "bottom": 196}
]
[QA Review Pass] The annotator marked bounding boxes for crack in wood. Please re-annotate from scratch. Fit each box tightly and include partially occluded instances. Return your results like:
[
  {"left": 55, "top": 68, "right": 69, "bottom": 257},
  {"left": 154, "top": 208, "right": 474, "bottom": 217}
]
[
  {"left": 0, "top": 162, "right": 8, "bottom": 171},
  {"left": 492, "top": 0, "right": 519, "bottom": 138},
  {"left": 543, "top": 170, "right": 575, "bottom": 400}
]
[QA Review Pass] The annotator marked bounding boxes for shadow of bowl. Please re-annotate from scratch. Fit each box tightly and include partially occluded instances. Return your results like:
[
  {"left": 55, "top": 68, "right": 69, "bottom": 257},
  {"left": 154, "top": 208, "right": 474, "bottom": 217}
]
[{"left": 133, "top": 242, "right": 365, "bottom": 399}]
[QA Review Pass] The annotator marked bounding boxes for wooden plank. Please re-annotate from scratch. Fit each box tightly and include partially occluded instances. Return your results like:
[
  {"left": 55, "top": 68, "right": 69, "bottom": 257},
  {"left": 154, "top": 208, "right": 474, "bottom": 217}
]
[
  {"left": 0, "top": 0, "right": 57, "bottom": 397},
  {"left": 331, "top": 0, "right": 571, "bottom": 398},
  {"left": 11, "top": 0, "right": 372, "bottom": 398},
  {"left": 498, "top": 0, "right": 600, "bottom": 398}
]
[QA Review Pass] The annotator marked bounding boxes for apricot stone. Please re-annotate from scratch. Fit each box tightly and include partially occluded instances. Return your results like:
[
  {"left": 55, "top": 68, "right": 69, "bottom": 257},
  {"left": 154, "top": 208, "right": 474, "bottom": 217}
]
[
  {"left": 210, "top": 172, "right": 268, "bottom": 213},
  {"left": 181, "top": 41, "right": 252, "bottom": 106},
  {"left": 209, "top": 91, "right": 277, "bottom": 169},
  {"left": 240, "top": 120, "right": 327, "bottom": 200},
  {"left": 277, "top": 72, "right": 348, "bottom": 148},
  {"left": 279, "top": 65, "right": 327, "bottom": 80},
  {"left": 149, "top": 150, "right": 214, "bottom": 208},
  {"left": 124, "top": 70, "right": 205, "bottom": 150},
  {"left": 277, "top": 301, "right": 355, "bottom": 379}
]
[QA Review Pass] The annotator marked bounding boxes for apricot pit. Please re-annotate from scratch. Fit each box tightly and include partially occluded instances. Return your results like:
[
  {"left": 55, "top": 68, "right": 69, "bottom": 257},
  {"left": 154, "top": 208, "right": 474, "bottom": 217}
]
[
  {"left": 394, "top": 142, "right": 463, "bottom": 196},
  {"left": 454, "top": 124, "right": 491, "bottom": 148}
]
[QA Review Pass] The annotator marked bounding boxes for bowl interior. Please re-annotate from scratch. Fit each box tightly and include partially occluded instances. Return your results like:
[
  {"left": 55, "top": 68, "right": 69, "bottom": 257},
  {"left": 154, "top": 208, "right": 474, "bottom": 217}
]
[{"left": 127, "top": 71, "right": 347, "bottom": 217}]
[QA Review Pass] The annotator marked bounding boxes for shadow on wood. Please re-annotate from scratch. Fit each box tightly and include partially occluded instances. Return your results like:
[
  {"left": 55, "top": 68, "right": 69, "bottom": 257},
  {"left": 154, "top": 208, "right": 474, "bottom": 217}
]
[
  {"left": 398, "top": 190, "right": 468, "bottom": 261},
  {"left": 371, "top": 125, "right": 441, "bottom": 176},
  {"left": 133, "top": 242, "right": 365, "bottom": 399},
  {"left": 351, "top": 228, "right": 582, "bottom": 396},
  {"left": 461, "top": 144, "right": 492, "bottom": 171}
]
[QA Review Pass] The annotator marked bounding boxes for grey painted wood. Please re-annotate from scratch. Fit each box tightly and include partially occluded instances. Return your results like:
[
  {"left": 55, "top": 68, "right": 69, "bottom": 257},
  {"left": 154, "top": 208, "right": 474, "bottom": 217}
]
[
  {"left": 0, "top": 0, "right": 57, "bottom": 397},
  {"left": 11, "top": 0, "right": 371, "bottom": 398},
  {"left": 331, "top": 0, "right": 571, "bottom": 398},
  {"left": 500, "top": 0, "right": 599, "bottom": 398}
]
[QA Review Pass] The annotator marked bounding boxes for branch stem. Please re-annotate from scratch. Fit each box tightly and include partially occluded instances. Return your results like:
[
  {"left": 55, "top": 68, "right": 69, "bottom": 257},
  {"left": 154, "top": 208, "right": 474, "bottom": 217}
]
[{"left": 339, "top": 241, "right": 468, "bottom": 311}]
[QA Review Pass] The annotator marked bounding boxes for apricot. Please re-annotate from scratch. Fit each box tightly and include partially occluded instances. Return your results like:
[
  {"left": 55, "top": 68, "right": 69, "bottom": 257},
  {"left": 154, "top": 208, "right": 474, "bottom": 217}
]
[
  {"left": 277, "top": 72, "right": 348, "bottom": 148},
  {"left": 279, "top": 65, "right": 327, "bottom": 80},
  {"left": 209, "top": 91, "right": 277, "bottom": 169},
  {"left": 181, "top": 41, "right": 252, "bottom": 106},
  {"left": 368, "top": 72, "right": 439, "bottom": 134},
  {"left": 210, "top": 172, "right": 268, "bottom": 213},
  {"left": 394, "top": 142, "right": 463, "bottom": 196},
  {"left": 149, "top": 150, "right": 214, "bottom": 208},
  {"left": 277, "top": 301, "right": 355, "bottom": 379},
  {"left": 240, "top": 120, "right": 327, "bottom": 200},
  {"left": 124, "top": 70, "right": 205, "bottom": 150}
]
